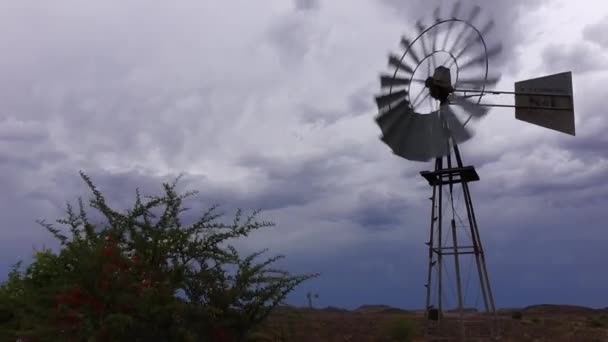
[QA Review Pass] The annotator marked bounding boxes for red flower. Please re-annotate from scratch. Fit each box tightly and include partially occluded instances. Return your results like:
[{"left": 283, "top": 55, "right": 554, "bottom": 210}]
[
  {"left": 103, "top": 247, "right": 114, "bottom": 257},
  {"left": 69, "top": 288, "right": 82, "bottom": 298}
]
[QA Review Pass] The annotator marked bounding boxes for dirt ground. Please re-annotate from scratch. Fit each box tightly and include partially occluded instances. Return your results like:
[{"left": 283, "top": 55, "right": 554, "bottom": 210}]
[{"left": 251, "top": 304, "right": 608, "bottom": 341}]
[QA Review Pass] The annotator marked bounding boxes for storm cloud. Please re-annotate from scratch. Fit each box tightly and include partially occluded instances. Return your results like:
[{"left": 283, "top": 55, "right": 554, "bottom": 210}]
[{"left": 0, "top": 0, "right": 606, "bottom": 310}]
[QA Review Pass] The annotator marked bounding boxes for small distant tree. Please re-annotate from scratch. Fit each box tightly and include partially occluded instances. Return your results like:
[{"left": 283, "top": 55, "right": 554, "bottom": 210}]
[
  {"left": 511, "top": 311, "right": 523, "bottom": 320},
  {"left": 306, "top": 292, "right": 319, "bottom": 309},
  {"left": 0, "top": 171, "right": 318, "bottom": 341}
]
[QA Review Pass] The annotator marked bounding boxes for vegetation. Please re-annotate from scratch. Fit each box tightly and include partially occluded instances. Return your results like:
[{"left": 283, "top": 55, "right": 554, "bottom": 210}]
[
  {"left": 511, "top": 311, "right": 523, "bottom": 320},
  {"left": 588, "top": 315, "right": 608, "bottom": 328},
  {"left": 383, "top": 315, "right": 419, "bottom": 342},
  {"left": 0, "top": 171, "right": 317, "bottom": 341}
]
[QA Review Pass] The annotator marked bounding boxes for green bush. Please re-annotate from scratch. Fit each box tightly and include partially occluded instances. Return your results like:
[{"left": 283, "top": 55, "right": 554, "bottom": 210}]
[
  {"left": 588, "top": 315, "right": 607, "bottom": 328},
  {"left": 384, "top": 315, "right": 419, "bottom": 342},
  {"left": 511, "top": 311, "right": 523, "bottom": 320},
  {"left": 0, "top": 171, "right": 318, "bottom": 341}
]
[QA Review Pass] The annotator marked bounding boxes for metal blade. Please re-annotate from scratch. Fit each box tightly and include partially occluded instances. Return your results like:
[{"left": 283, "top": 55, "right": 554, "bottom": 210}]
[
  {"left": 441, "top": 105, "right": 472, "bottom": 143},
  {"left": 451, "top": 95, "right": 489, "bottom": 119},
  {"left": 393, "top": 113, "right": 432, "bottom": 161},
  {"left": 456, "top": 20, "right": 496, "bottom": 60},
  {"left": 448, "top": 6, "right": 480, "bottom": 55},
  {"left": 423, "top": 110, "right": 451, "bottom": 159},
  {"left": 416, "top": 21, "right": 431, "bottom": 59},
  {"left": 388, "top": 54, "right": 414, "bottom": 74},
  {"left": 375, "top": 98, "right": 410, "bottom": 133},
  {"left": 468, "top": 5, "right": 481, "bottom": 23},
  {"left": 450, "top": 1, "right": 462, "bottom": 19},
  {"left": 401, "top": 36, "right": 421, "bottom": 65},
  {"left": 458, "top": 44, "right": 503, "bottom": 71},
  {"left": 431, "top": 8, "right": 441, "bottom": 71},
  {"left": 380, "top": 108, "right": 415, "bottom": 152},
  {"left": 395, "top": 111, "right": 449, "bottom": 161},
  {"left": 380, "top": 74, "right": 411, "bottom": 88},
  {"left": 441, "top": 2, "right": 461, "bottom": 50},
  {"left": 456, "top": 75, "right": 501, "bottom": 88},
  {"left": 375, "top": 90, "right": 407, "bottom": 110},
  {"left": 433, "top": 7, "right": 441, "bottom": 23},
  {"left": 478, "top": 20, "right": 496, "bottom": 39}
]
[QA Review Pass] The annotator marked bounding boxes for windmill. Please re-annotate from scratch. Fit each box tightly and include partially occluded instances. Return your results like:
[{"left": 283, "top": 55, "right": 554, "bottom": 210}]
[{"left": 373, "top": 2, "right": 574, "bottom": 339}]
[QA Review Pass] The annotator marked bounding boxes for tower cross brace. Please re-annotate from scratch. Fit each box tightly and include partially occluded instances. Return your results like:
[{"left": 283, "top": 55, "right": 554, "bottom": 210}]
[{"left": 419, "top": 143, "right": 496, "bottom": 322}]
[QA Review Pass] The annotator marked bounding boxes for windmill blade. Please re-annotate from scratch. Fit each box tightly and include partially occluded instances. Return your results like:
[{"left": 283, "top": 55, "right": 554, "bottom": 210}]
[
  {"left": 388, "top": 54, "right": 414, "bottom": 74},
  {"left": 441, "top": 105, "right": 472, "bottom": 143},
  {"left": 450, "top": 1, "right": 462, "bottom": 20},
  {"left": 450, "top": 95, "right": 490, "bottom": 119},
  {"left": 467, "top": 5, "right": 481, "bottom": 23},
  {"left": 375, "top": 90, "right": 407, "bottom": 109},
  {"left": 478, "top": 20, "right": 496, "bottom": 40},
  {"left": 380, "top": 74, "right": 426, "bottom": 88},
  {"left": 416, "top": 21, "right": 431, "bottom": 59},
  {"left": 423, "top": 110, "right": 451, "bottom": 159},
  {"left": 431, "top": 7, "right": 441, "bottom": 58},
  {"left": 401, "top": 37, "right": 422, "bottom": 65},
  {"left": 375, "top": 98, "right": 410, "bottom": 133},
  {"left": 456, "top": 75, "right": 501, "bottom": 88},
  {"left": 433, "top": 6, "right": 441, "bottom": 23},
  {"left": 458, "top": 44, "right": 503, "bottom": 71},
  {"left": 394, "top": 111, "right": 449, "bottom": 161},
  {"left": 456, "top": 20, "right": 496, "bottom": 60},
  {"left": 429, "top": 8, "right": 442, "bottom": 71},
  {"left": 380, "top": 74, "right": 411, "bottom": 88},
  {"left": 392, "top": 113, "right": 433, "bottom": 161},
  {"left": 448, "top": 6, "right": 481, "bottom": 55},
  {"left": 380, "top": 107, "right": 415, "bottom": 152},
  {"left": 441, "top": 1, "right": 461, "bottom": 50}
]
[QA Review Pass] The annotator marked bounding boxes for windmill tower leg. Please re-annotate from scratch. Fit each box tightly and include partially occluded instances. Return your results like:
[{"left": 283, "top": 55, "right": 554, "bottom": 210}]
[{"left": 421, "top": 144, "right": 497, "bottom": 339}]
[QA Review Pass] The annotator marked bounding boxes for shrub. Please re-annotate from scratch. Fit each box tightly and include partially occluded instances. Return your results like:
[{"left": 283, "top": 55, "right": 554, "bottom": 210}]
[
  {"left": 511, "top": 311, "right": 523, "bottom": 320},
  {"left": 588, "top": 316, "right": 607, "bottom": 328},
  {"left": 384, "top": 315, "right": 419, "bottom": 342},
  {"left": 0, "top": 171, "right": 318, "bottom": 341}
]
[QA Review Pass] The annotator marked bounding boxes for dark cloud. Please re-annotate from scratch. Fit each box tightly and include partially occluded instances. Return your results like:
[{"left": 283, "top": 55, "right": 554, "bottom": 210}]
[
  {"left": 541, "top": 43, "right": 607, "bottom": 74},
  {"left": 1, "top": 1, "right": 607, "bottom": 312},
  {"left": 347, "top": 86, "right": 376, "bottom": 116},
  {"left": 267, "top": 0, "right": 324, "bottom": 66},
  {"left": 295, "top": 0, "right": 320, "bottom": 12},
  {"left": 349, "top": 189, "right": 414, "bottom": 229},
  {"left": 583, "top": 15, "right": 608, "bottom": 49}
]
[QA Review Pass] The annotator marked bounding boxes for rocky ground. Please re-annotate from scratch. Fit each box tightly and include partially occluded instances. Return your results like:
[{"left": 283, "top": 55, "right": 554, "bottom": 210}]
[{"left": 251, "top": 304, "right": 608, "bottom": 341}]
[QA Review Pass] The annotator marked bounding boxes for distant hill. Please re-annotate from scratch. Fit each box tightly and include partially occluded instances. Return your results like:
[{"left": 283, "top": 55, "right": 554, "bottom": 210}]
[{"left": 523, "top": 304, "right": 596, "bottom": 314}]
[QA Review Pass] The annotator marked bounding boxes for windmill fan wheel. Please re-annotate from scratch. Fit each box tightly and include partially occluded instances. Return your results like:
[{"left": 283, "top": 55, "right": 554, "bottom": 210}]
[{"left": 374, "top": 3, "right": 503, "bottom": 162}]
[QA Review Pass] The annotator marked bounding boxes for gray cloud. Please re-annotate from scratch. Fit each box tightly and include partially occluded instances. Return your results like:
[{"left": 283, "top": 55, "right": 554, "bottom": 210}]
[
  {"left": 295, "top": 0, "right": 320, "bottom": 12},
  {"left": 583, "top": 15, "right": 608, "bottom": 49},
  {"left": 541, "top": 43, "right": 608, "bottom": 74},
  {"left": 0, "top": 0, "right": 607, "bottom": 311}
]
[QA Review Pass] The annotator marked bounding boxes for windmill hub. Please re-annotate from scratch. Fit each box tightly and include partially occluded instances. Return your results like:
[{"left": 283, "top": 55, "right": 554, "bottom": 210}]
[{"left": 424, "top": 66, "right": 454, "bottom": 104}]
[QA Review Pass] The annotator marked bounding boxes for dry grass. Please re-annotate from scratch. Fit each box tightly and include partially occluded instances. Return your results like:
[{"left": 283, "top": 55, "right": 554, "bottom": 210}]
[{"left": 250, "top": 304, "right": 608, "bottom": 341}]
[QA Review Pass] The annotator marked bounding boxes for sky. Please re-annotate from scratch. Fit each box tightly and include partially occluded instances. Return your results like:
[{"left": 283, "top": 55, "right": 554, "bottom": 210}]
[{"left": 0, "top": 0, "right": 607, "bottom": 310}]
